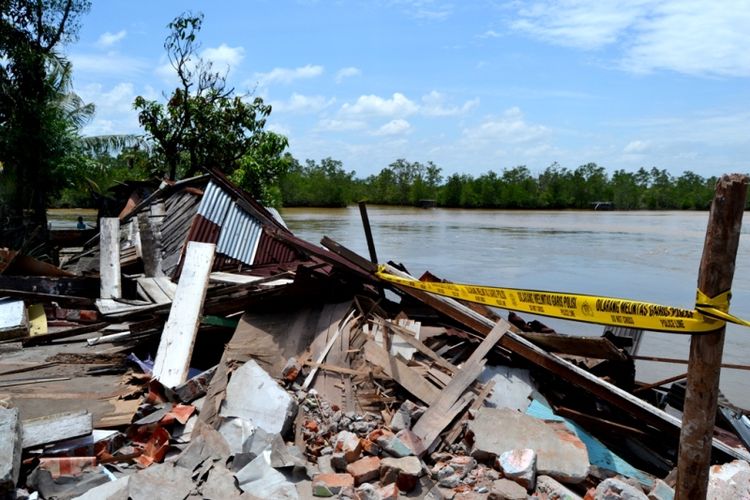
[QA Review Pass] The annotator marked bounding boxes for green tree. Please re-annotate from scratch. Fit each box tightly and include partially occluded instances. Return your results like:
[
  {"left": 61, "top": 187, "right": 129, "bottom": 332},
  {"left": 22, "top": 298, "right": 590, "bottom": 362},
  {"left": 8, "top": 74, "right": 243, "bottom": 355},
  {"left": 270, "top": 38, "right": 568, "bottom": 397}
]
[
  {"left": 0, "top": 0, "right": 91, "bottom": 239},
  {"left": 134, "top": 12, "right": 286, "bottom": 204}
]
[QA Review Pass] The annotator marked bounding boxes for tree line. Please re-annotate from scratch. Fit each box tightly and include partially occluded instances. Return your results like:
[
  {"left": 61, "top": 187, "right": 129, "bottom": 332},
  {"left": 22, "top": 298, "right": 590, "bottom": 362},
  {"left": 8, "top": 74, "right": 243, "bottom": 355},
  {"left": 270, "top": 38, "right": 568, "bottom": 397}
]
[{"left": 277, "top": 158, "right": 724, "bottom": 210}]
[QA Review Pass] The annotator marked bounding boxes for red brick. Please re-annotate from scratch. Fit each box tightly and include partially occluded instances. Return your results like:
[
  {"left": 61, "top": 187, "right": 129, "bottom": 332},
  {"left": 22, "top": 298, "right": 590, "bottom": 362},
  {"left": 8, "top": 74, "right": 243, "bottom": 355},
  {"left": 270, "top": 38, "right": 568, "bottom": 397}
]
[{"left": 346, "top": 456, "right": 381, "bottom": 486}]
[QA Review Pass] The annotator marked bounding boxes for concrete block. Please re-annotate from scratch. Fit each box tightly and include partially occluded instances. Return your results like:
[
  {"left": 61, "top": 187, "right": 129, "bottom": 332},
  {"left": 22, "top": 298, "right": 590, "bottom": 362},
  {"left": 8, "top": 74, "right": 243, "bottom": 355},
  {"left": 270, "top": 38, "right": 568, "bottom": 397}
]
[
  {"left": 707, "top": 460, "right": 750, "bottom": 500},
  {"left": 595, "top": 477, "right": 648, "bottom": 499},
  {"left": 380, "top": 456, "right": 423, "bottom": 492},
  {"left": 220, "top": 360, "right": 297, "bottom": 435},
  {"left": 346, "top": 456, "right": 381, "bottom": 486},
  {"left": 489, "top": 478, "right": 527, "bottom": 500},
  {"left": 378, "top": 481, "right": 399, "bottom": 500},
  {"left": 468, "top": 408, "right": 589, "bottom": 483},
  {"left": 647, "top": 479, "right": 674, "bottom": 500},
  {"left": 333, "top": 430, "right": 362, "bottom": 463},
  {"left": 478, "top": 365, "right": 535, "bottom": 412},
  {"left": 312, "top": 473, "right": 354, "bottom": 496},
  {"left": 496, "top": 448, "right": 536, "bottom": 490},
  {"left": 0, "top": 408, "right": 21, "bottom": 493},
  {"left": 234, "top": 454, "right": 299, "bottom": 499},
  {"left": 536, "top": 475, "right": 582, "bottom": 500}
]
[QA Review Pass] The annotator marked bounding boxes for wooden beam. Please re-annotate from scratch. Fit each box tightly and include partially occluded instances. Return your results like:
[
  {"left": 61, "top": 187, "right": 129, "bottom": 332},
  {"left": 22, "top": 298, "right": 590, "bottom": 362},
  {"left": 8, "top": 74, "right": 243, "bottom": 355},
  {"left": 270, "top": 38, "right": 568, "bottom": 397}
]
[
  {"left": 411, "top": 321, "right": 506, "bottom": 454},
  {"left": 364, "top": 341, "right": 441, "bottom": 405},
  {"left": 99, "top": 218, "right": 121, "bottom": 299},
  {"left": 677, "top": 174, "right": 748, "bottom": 500},
  {"left": 21, "top": 410, "right": 92, "bottom": 449},
  {"left": 152, "top": 242, "right": 215, "bottom": 388}
]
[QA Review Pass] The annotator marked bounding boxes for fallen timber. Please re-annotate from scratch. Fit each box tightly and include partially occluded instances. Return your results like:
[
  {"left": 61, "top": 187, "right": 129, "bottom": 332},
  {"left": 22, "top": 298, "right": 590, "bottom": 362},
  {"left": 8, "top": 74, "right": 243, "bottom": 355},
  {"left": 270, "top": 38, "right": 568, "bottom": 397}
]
[{"left": 0, "top": 171, "right": 746, "bottom": 498}]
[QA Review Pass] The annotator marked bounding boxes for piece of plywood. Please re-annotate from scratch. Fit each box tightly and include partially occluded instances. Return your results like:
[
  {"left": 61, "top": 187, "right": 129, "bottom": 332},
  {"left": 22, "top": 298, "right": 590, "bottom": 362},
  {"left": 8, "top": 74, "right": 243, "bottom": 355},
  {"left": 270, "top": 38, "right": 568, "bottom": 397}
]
[
  {"left": 99, "top": 218, "right": 121, "bottom": 299},
  {"left": 152, "top": 242, "right": 215, "bottom": 388},
  {"left": 21, "top": 410, "right": 93, "bottom": 449},
  {"left": 364, "top": 341, "right": 441, "bottom": 405}
]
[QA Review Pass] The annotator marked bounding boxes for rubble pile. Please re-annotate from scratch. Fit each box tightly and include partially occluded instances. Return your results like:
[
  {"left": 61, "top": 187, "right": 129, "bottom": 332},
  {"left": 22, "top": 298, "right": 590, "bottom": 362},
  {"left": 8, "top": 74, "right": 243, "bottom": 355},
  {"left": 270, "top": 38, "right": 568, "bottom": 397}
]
[{"left": 0, "top": 169, "right": 748, "bottom": 499}]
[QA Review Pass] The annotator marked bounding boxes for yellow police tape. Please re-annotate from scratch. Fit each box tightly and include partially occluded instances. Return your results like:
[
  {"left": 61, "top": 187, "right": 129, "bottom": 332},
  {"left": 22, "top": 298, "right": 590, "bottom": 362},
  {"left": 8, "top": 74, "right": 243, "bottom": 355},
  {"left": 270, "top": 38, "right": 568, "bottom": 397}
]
[{"left": 375, "top": 266, "right": 750, "bottom": 334}]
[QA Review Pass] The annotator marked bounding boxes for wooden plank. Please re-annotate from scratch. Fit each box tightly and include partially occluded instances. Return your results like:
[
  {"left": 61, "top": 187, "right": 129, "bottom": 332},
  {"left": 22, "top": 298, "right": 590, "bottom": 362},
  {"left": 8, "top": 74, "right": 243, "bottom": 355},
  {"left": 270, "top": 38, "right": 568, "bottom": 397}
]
[
  {"left": 99, "top": 218, "right": 121, "bottom": 299},
  {"left": 21, "top": 410, "right": 92, "bottom": 449},
  {"left": 303, "top": 308, "right": 355, "bottom": 392},
  {"left": 384, "top": 320, "right": 456, "bottom": 374},
  {"left": 152, "top": 242, "right": 216, "bottom": 388},
  {"left": 411, "top": 322, "right": 505, "bottom": 454},
  {"left": 136, "top": 278, "right": 172, "bottom": 304},
  {"left": 364, "top": 341, "right": 440, "bottom": 405}
]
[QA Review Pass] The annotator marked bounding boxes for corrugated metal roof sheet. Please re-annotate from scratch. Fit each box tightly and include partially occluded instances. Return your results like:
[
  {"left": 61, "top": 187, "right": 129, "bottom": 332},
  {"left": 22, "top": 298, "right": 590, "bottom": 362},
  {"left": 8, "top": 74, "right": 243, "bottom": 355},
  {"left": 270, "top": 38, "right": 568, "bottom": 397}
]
[
  {"left": 215, "top": 203, "right": 262, "bottom": 265},
  {"left": 197, "top": 181, "right": 232, "bottom": 224}
]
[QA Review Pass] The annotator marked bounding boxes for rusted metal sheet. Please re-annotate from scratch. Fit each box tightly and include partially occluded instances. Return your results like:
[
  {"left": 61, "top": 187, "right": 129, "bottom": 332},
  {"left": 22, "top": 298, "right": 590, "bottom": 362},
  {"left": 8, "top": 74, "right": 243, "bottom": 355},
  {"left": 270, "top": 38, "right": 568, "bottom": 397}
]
[
  {"left": 185, "top": 215, "right": 220, "bottom": 245},
  {"left": 254, "top": 231, "right": 299, "bottom": 266}
]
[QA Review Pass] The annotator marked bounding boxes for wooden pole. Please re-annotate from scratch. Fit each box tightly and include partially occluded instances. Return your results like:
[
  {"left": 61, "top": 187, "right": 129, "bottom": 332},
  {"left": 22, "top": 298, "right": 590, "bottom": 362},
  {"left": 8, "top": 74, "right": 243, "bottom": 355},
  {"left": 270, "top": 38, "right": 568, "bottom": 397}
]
[
  {"left": 358, "top": 201, "right": 379, "bottom": 265},
  {"left": 676, "top": 174, "right": 748, "bottom": 500}
]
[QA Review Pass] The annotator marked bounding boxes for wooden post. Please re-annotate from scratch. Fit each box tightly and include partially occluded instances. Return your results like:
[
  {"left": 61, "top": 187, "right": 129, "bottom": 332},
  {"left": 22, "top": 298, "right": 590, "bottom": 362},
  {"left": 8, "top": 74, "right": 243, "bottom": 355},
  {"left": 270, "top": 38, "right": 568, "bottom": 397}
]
[
  {"left": 99, "top": 218, "right": 121, "bottom": 299},
  {"left": 676, "top": 174, "right": 748, "bottom": 500},
  {"left": 152, "top": 242, "right": 215, "bottom": 388},
  {"left": 358, "top": 201, "right": 379, "bottom": 265}
]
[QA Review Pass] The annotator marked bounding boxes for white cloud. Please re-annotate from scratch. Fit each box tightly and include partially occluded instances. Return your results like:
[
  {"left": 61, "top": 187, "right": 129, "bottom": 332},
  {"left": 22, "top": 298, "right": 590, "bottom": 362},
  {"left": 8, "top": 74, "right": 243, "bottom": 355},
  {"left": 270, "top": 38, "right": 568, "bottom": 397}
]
[
  {"left": 335, "top": 66, "right": 362, "bottom": 83},
  {"left": 373, "top": 119, "right": 412, "bottom": 136},
  {"left": 267, "top": 123, "right": 291, "bottom": 136},
  {"left": 394, "top": 0, "right": 453, "bottom": 21},
  {"left": 623, "top": 140, "right": 649, "bottom": 153},
  {"left": 462, "top": 107, "right": 549, "bottom": 144},
  {"left": 77, "top": 82, "right": 147, "bottom": 135},
  {"left": 255, "top": 64, "right": 324, "bottom": 85},
  {"left": 421, "top": 91, "right": 479, "bottom": 116},
  {"left": 479, "top": 30, "right": 501, "bottom": 38},
  {"left": 201, "top": 44, "right": 245, "bottom": 71},
  {"left": 509, "top": 0, "right": 750, "bottom": 77},
  {"left": 341, "top": 92, "right": 418, "bottom": 117},
  {"left": 70, "top": 52, "right": 149, "bottom": 78},
  {"left": 271, "top": 93, "right": 335, "bottom": 113},
  {"left": 315, "top": 118, "right": 368, "bottom": 132},
  {"left": 96, "top": 30, "right": 127, "bottom": 48}
]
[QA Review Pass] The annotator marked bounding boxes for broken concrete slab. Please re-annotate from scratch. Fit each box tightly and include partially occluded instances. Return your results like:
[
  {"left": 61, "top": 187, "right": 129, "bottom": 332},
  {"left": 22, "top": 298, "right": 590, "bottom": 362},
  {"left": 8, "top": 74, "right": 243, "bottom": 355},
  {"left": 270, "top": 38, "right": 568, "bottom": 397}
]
[
  {"left": 535, "top": 475, "right": 583, "bottom": 500},
  {"left": 234, "top": 454, "right": 299, "bottom": 499},
  {"left": 218, "top": 416, "right": 256, "bottom": 456},
  {"left": 200, "top": 464, "right": 243, "bottom": 500},
  {"left": 496, "top": 448, "right": 536, "bottom": 490},
  {"left": 595, "top": 477, "right": 648, "bottom": 499},
  {"left": 468, "top": 408, "right": 589, "bottom": 484},
  {"left": 175, "top": 420, "right": 231, "bottom": 472},
  {"left": 707, "top": 460, "right": 750, "bottom": 500},
  {"left": 71, "top": 475, "right": 130, "bottom": 500},
  {"left": 478, "top": 365, "right": 535, "bottom": 412},
  {"left": 647, "top": 479, "right": 674, "bottom": 500},
  {"left": 128, "top": 463, "right": 195, "bottom": 500},
  {"left": 0, "top": 407, "right": 21, "bottom": 494},
  {"left": 489, "top": 478, "right": 527, "bottom": 500},
  {"left": 220, "top": 360, "right": 298, "bottom": 436}
]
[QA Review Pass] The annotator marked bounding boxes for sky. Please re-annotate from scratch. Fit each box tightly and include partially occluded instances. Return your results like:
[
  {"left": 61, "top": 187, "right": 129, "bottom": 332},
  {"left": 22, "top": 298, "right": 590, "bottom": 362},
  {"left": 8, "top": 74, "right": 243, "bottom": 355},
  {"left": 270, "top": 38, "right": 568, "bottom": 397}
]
[{"left": 65, "top": 0, "right": 750, "bottom": 179}]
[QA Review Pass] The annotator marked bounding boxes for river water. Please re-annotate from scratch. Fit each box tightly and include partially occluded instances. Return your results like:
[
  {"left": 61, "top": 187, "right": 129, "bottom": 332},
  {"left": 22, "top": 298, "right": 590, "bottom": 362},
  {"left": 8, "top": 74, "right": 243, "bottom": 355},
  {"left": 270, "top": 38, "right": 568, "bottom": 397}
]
[{"left": 281, "top": 206, "right": 750, "bottom": 408}]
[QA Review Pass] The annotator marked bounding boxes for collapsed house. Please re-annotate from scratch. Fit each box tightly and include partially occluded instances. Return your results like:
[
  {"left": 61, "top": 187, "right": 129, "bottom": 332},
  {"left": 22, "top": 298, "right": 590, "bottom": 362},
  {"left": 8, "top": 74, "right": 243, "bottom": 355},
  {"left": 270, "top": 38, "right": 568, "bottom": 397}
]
[{"left": 0, "top": 169, "right": 748, "bottom": 499}]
